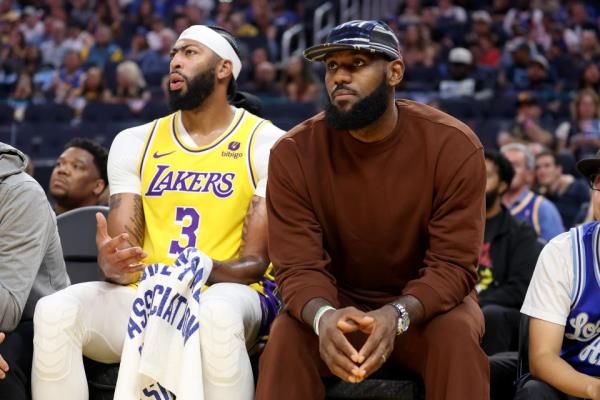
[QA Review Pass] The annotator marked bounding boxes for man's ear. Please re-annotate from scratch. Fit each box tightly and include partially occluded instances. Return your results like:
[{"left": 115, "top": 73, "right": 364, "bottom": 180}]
[
  {"left": 388, "top": 59, "right": 404, "bottom": 87},
  {"left": 216, "top": 59, "right": 234, "bottom": 81},
  {"left": 93, "top": 179, "right": 106, "bottom": 196},
  {"left": 499, "top": 181, "right": 508, "bottom": 195}
]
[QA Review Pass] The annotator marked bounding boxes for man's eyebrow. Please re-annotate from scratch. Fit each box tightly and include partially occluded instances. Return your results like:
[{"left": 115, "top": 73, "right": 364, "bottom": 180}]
[{"left": 170, "top": 44, "right": 198, "bottom": 55}]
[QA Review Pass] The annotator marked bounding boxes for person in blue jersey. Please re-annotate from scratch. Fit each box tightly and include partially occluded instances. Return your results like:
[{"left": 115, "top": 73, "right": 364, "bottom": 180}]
[
  {"left": 515, "top": 150, "right": 600, "bottom": 399},
  {"left": 501, "top": 143, "right": 565, "bottom": 242}
]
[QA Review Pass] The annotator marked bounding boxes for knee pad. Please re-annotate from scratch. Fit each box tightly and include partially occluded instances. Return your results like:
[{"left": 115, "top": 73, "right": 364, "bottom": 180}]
[
  {"left": 198, "top": 298, "right": 247, "bottom": 384},
  {"left": 33, "top": 292, "right": 81, "bottom": 380}
]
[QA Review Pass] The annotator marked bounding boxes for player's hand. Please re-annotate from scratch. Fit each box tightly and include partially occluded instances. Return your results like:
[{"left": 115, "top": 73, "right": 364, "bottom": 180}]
[
  {"left": 96, "top": 212, "right": 146, "bottom": 284},
  {"left": 318, "top": 307, "right": 372, "bottom": 383},
  {"left": 354, "top": 305, "right": 397, "bottom": 380},
  {"left": 0, "top": 333, "right": 9, "bottom": 379}
]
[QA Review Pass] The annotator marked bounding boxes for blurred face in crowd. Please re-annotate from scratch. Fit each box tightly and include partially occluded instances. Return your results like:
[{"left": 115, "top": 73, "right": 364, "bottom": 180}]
[
  {"left": 63, "top": 51, "right": 81, "bottom": 72},
  {"left": 519, "top": 102, "right": 542, "bottom": 119},
  {"left": 535, "top": 154, "right": 561, "bottom": 187},
  {"left": 323, "top": 50, "right": 401, "bottom": 130},
  {"left": 49, "top": 147, "right": 105, "bottom": 212},
  {"left": 527, "top": 62, "right": 546, "bottom": 83},
  {"left": 583, "top": 63, "right": 600, "bottom": 85},
  {"left": 84, "top": 67, "right": 103, "bottom": 91},
  {"left": 503, "top": 149, "right": 531, "bottom": 192},
  {"left": 168, "top": 39, "right": 220, "bottom": 110},
  {"left": 578, "top": 93, "right": 598, "bottom": 120},
  {"left": 485, "top": 159, "right": 507, "bottom": 212}
]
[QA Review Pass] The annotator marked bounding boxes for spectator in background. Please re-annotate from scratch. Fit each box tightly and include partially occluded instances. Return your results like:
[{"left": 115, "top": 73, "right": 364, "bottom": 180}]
[
  {"left": 476, "top": 32, "right": 502, "bottom": 68},
  {"left": 18, "top": 6, "right": 44, "bottom": 45},
  {"left": 7, "top": 72, "right": 35, "bottom": 111},
  {"left": 401, "top": 23, "right": 437, "bottom": 70},
  {"left": 397, "top": 0, "right": 422, "bottom": 27},
  {"left": 526, "top": 55, "right": 555, "bottom": 98},
  {"left": 244, "top": 61, "right": 282, "bottom": 99},
  {"left": 578, "top": 61, "right": 600, "bottom": 92},
  {"left": 563, "top": 1, "right": 597, "bottom": 53},
  {"left": 0, "top": 29, "right": 26, "bottom": 74},
  {"left": 501, "top": 39, "right": 533, "bottom": 91},
  {"left": 81, "top": 24, "right": 123, "bottom": 69},
  {"left": 281, "top": 55, "right": 320, "bottom": 103},
  {"left": 67, "top": 66, "right": 112, "bottom": 113},
  {"left": 498, "top": 92, "right": 555, "bottom": 148},
  {"left": 501, "top": 143, "right": 565, "bottom": 242},
  {"left": 577, "top": 29, "right": 600, "bottom": 66},
  {"left": 439, "top": 47, "right": 489, "bottom": 99},
  {"left": 556, "top": 88, "right": 600, "bottom": 159},
  {"left": 515, "top": 151, "right": 600, "bottom": 400},
  {"left": 68, "top": 0, "right": 94, "bottom": 30},
  {"left": 48, "top": 138, "right": 108, "bottom": 215},
  {"left": 137, "top": 28, "right": 175, "bottom": 79},
  {"left": 534, "top": 150, "right": 590, "bottom": 228},
  {"left": 479, "top": 150, "right": 541, "bottom": 356},
  {"left": 111, "top": 60, "right": 150, "bottom": 114},
  {"left": 47, "top": 49, "right": 84, "bottom": 103},
  {"left": 39, "top": 18, "right": 71, "bottom": 69},
  {"left": 0, "top": 142, "right": 69, "bottom": 400}
]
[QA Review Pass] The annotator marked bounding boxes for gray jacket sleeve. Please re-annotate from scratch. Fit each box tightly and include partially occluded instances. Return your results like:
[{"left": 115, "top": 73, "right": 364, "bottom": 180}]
[{"left": 0, "top": 180, "right": 53, "bottom": 331}]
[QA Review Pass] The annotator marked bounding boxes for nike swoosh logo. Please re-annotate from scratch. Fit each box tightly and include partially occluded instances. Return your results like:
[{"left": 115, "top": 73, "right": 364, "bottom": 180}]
[{"left": 153, "top": 150, "right": 175, "bottom": 159}]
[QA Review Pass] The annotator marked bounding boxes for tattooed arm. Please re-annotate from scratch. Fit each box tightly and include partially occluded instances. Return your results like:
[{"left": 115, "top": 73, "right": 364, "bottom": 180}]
[
  {"left": 207, "top": 195, "right": 269, "bottom": 285},
  {"left": 95, "top": 193, "right": 147, "bottom": 285}
]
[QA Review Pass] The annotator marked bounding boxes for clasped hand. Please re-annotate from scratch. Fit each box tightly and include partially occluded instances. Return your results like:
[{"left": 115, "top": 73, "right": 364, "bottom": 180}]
[{"left": 318, "top": 306, "right": 397, "bottom": 384}]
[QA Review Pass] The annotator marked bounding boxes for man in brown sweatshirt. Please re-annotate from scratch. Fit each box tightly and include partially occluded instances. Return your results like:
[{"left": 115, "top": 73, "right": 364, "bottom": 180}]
[{"left": 255, "top": 20, "right": 489, "bottom": 400}]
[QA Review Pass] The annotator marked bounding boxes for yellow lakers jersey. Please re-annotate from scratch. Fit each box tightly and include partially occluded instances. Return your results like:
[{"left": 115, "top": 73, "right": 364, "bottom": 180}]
[{"left": 138, "top": 108, "right": 268, "bottom": 266}]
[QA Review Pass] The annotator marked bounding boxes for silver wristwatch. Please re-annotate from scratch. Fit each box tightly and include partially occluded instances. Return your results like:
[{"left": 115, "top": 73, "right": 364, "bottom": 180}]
[{"left": 389, "top": 303, "right": 410, "bottom": 335}]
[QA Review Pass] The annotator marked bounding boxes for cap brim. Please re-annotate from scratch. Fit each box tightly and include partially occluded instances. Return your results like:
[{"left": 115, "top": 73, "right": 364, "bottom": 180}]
[
  {"left": 303, "top": 43, "right": 394, "bottom": 61},
  {"left": 576, "top": 159, "right": 600, "bottom": 179}
]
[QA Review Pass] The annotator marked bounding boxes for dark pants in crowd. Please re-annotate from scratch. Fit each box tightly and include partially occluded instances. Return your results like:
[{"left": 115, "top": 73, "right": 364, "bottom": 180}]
[
  {"left": 490, "top": 351, "right": 518, "bottom": 400},
  {"left": 482, "top": 304, "right": 520, "bottom": 355},
  {"left": 514, "top": 376, "right": 583, "bottom": 400},
  {"left": 0, "top": 320, "right": 33, "bottom": 400},
  {"left": 256, "top": 293, "right": 489, "bottom": 400}
]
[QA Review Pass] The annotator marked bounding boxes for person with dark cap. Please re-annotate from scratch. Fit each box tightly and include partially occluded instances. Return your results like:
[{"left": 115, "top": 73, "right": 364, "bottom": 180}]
[
  {"left": 479, "top": 150, "right": 541, "bottom": 356},
  {"left": 255, "top": 20, "right": 489, "bottom": 400},
  {"left": 515, "top": 151, "right": 600, "bottom": 400},
  {"left": 497, "top": 92, "right": 554, "bottom": 147}
]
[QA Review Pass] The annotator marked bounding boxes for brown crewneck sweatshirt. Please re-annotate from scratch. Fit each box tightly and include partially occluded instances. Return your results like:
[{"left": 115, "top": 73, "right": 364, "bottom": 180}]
[{"left": 266, "top": 99, "right": 486, "bottom": 322}]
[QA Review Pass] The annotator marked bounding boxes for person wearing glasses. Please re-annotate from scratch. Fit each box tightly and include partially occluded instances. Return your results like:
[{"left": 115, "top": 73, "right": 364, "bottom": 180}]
[{"left": 515, "top": 151, "right": 600, "bottom": 399}]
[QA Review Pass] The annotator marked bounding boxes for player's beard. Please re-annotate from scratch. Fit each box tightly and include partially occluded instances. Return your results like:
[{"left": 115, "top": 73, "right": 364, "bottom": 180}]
[
  {"left": 485, "top": 187, "right": 499, "bottom": 211},
  {"left": 324, "top": 74, "right": 390, "bottom": 131},
  {"left": 168, "top": 65, "right": 216, "bottom": 111}
]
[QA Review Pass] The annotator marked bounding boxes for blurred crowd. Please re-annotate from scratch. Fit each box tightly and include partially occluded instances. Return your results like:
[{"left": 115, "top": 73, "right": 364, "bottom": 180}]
[{"left": 1, "top": 0, "right": 600, "bottom": 162}]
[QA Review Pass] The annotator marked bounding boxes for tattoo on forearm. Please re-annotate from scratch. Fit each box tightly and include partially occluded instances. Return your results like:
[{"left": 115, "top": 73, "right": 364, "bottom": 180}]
[
  {"left": 109, "top": 193, "right": 122, "bottom": 211},
  {"left": 126, "top": 195, "right": 145, "bottom": 247},
  {"left": 239, "top": 195, "right": 261, "bottom": 253}
]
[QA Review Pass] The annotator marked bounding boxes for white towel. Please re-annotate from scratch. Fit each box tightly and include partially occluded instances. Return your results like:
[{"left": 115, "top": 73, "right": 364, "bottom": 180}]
[{"left": 114, "top": 248, "right": 213, "bottom": 400}]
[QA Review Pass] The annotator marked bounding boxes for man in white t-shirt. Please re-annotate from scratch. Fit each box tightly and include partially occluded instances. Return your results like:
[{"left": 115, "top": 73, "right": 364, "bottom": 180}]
[
  {"left": 31, "top": 25, "right": 284, "bottom": 400},
  {"left": 516, "top": 150, "right": 600, "bottom": 399}
]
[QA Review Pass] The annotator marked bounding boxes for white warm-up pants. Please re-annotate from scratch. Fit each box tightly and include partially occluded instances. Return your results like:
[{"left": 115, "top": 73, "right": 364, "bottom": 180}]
[{"left": 32, "top": 281, "right": 262, "bottom": 400}]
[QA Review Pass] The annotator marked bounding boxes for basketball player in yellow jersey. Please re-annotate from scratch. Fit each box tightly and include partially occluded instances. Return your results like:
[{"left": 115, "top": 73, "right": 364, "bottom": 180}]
[{"left": 32, "top": 25, "right": 284, "bottom": 400}]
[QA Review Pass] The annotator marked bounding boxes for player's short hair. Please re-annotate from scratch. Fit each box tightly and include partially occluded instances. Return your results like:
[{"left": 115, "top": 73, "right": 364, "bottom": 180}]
[
  {"left": 485, "top": 149, "right": 515, "bottom": 186},
  {"left": 64, "top": 138, "right": 108, "bottom": 184}
]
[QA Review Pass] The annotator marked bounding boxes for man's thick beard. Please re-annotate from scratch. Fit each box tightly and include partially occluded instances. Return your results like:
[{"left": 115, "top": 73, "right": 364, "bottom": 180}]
[
  {"left": 168, "top": 67, "right": 216, "bottom": 111},
  {"left": 485, "top": 188, "right": 499, "bottom": 211},
  {"left": 324, "top": 76, "right": 390, "bottom": 131}
]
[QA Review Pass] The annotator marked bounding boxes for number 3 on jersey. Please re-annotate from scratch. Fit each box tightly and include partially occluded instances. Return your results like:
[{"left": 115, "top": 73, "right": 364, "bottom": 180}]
[{"left": 168, "top": 207, "right": 200, "bottom": 257}]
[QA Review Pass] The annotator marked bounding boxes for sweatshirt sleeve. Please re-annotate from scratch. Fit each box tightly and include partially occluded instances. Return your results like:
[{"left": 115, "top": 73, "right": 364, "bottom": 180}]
[
  {"left": 0, "top": 181, "right": 53, "bottom": 331},
  {"left": 403, "top": 146, "right": 486, "bottom": 321},
  {"left": 266, "top": 138, "right": 339, "bottom": 322}
]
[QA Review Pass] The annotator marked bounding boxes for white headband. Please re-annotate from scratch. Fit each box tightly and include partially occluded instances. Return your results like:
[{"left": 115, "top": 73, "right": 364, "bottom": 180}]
[{"left": 178, "top": 25, "right": 242, "bottom": 79}]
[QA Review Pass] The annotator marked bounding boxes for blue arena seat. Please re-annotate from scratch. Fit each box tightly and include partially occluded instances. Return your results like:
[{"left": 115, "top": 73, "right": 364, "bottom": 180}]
[
  {"left": 81, "top": 102, "right": 134, "bottom": 123},
  {"left": 23, "top": 103, "right": 74, "bottom": 123},
  {"left": 262, "top": 101, "right": 318, "bottom": 130}
]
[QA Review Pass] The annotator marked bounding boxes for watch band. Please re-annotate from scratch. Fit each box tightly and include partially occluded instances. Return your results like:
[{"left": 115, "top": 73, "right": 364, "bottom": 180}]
[{"left": 389, "top": 302, "right": 410, "bottom": 335}]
